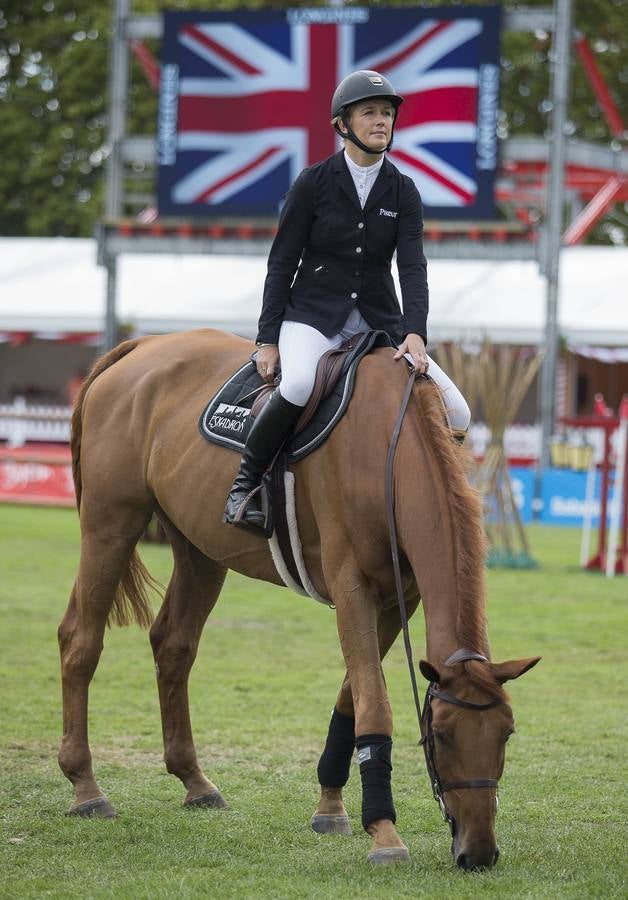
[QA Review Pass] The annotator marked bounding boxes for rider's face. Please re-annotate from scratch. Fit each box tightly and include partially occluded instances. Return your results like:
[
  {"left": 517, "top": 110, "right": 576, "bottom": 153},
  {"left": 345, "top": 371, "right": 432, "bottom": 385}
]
[{"left": 343, "top": 99, "right": 394, "bottom": 151}]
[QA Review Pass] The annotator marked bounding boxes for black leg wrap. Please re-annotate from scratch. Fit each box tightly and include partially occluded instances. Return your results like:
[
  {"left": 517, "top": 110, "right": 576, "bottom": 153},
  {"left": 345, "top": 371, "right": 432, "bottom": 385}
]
[
  {"left": 317, "top": 708, "right": 356, "bottom": 788},
  {"left": 356, "top": 734, "right": 396, "bottom": 830}
]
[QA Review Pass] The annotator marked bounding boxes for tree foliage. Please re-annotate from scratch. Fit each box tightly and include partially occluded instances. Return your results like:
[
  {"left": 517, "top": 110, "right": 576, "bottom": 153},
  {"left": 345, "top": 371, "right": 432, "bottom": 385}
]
[{"left": 1, "top": 0, "right": 626, "bottom": 239}]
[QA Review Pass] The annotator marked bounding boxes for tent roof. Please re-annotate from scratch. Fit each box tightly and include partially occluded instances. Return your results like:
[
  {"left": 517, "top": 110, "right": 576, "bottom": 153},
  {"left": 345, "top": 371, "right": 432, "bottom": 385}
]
[{"left": 0, "top": 238, "right": 626, "bottom": 346}]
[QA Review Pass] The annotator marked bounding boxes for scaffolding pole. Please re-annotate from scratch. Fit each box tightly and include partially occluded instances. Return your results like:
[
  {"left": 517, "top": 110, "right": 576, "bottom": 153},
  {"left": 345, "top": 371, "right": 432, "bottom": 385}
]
[
  {"left": 103, "top": 0, "right": 130, "bottom": 351},
  {"left": 539, "top": 0, "right": 573, "bottom": 469}
]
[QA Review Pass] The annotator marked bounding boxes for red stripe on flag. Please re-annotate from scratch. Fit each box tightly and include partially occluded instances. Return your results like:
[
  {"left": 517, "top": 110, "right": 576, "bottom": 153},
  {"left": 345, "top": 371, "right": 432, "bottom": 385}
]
[
  {"left": 307, "top": 25, "right": 339, "bottom": 164},
  {"left": 391, "top": 148, "right": 475, "bottom": 204},
  {"left": 179, "top": 94, "right": 313, "bottom": 131},
  {"left": 400, "top": 87, "right": 478, "bottom": 126},
  {"left": 178, "top": 87, "right": 478, "bottom": 132},
  {"left": 195, "top": 146, "right": 281, "bottom": 203},
  {"left": 181, "top": 25, "right": 261, "bottom": 76},
  {"left": 374, "top": 21, "right": 452, "bottom": 73}
]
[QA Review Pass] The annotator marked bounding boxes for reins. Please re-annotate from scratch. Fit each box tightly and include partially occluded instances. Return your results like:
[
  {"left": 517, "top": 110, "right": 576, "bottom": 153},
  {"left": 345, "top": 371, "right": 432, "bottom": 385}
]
[
  {"left": 384, "top": 368, "right": 424, "bottom": 732},
  {"left": 384, "top": 369, "right": 502, "bottom": 831}
]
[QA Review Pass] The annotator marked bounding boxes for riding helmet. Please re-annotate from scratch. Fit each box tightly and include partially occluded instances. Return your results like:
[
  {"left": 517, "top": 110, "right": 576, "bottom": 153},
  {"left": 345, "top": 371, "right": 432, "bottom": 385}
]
[
  {"left": 330, "top": 70, "right": 403, "bottom": 122},
  {"left": 331, "top": 70, "right": 403, "bottom": 153}
]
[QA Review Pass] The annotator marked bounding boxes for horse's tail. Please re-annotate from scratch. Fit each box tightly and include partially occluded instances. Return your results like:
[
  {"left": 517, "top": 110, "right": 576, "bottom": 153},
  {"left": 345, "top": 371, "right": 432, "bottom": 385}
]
[{"left": 71, "top": 338, "right": 157, "bottom": 630}]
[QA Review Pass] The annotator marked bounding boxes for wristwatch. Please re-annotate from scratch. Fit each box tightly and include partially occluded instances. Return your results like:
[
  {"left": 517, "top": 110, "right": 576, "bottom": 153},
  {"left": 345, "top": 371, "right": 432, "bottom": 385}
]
[{"left": 255, "top": 341, "right": 275, "bottom": 348}]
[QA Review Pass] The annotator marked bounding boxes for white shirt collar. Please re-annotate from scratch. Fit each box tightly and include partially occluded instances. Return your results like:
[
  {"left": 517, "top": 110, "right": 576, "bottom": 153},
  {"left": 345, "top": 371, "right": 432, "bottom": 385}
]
[{"left": 343, "top": 149, "right": 384, "bottom": 179}]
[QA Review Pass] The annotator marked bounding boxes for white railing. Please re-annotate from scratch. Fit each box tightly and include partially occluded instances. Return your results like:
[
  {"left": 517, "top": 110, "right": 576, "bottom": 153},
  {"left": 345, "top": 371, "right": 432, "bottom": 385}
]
[
  {"left": 0, "top": 398, "right": 618, "bottom": 463},
  {"left": 469, "top": 423, "right": 541, "bottom": 460},
  {"left": 0, "top": 398, "right": 71, "bottom": 446}
]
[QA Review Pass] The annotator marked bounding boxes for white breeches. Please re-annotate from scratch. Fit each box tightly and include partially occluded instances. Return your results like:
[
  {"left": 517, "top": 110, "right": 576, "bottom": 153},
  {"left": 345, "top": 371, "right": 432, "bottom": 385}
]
[{"left": 277, "top": 310, "right": 471, "bottom": 431}]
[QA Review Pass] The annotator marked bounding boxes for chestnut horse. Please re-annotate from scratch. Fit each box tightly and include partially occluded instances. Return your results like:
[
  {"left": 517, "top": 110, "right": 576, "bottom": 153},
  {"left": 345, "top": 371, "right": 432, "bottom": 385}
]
[{"left": 58, "top": 329, "right": 539, "bottom": 869}]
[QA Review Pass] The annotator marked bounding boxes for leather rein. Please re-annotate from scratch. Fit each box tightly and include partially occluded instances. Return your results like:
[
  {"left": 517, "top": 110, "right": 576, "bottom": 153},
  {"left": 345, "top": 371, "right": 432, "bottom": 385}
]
[{"left": 384, "top": 369, "right": 502, "bottom": 832}]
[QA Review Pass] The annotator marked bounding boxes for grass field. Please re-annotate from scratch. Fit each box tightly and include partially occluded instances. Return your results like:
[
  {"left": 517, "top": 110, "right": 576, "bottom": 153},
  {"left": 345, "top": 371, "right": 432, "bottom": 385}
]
[{"left": 1, "top": 504, "right": 626, "bottom": 899}]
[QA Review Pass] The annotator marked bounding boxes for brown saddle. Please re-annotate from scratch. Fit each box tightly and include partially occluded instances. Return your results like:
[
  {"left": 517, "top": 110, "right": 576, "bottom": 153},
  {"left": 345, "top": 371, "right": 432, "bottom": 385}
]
[{"left": 252, "top": 331, "right": 370, "bottom": 434}]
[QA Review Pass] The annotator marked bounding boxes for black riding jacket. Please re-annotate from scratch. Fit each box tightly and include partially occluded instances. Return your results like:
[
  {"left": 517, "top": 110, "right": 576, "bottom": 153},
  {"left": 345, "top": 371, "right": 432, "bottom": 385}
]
[{"left": 256, "top": 151, "right": 429, "bottom": 346}]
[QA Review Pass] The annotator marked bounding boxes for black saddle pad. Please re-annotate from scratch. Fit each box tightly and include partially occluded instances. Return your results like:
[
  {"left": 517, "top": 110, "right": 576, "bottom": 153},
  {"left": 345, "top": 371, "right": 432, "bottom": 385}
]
[{"left": 198, "top": 330, "right": 395, "bottom": 462}]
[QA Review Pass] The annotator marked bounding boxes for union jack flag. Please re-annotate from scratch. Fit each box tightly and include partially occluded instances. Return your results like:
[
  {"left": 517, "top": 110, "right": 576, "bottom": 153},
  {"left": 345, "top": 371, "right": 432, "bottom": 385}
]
[{"left": 157, "top": 7, "right": 501, "bottom": 219}]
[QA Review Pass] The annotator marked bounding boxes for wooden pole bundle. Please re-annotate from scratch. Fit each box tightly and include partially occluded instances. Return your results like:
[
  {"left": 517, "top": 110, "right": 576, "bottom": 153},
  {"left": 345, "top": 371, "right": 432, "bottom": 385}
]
[{"left": 437, "top": 340, "right": 542, "bottom": 568}]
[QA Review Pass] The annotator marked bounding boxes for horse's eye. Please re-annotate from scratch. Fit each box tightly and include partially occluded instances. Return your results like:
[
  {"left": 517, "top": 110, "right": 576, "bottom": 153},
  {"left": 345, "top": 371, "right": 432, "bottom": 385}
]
[
  {"left": 433, "top": 731, "right": 448, "bottom": 745},
  {"left": 505, "top": 729, "right": 515, "bottom": 742}
]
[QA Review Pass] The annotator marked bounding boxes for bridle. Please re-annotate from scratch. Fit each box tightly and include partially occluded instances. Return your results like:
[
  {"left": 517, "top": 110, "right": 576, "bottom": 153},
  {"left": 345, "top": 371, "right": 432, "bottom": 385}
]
[
  {"left": 420, "top": 671, "right": 502, "bottom": 833},
  {"left": 385, "top": 369, "right": 504, "bottom": 834}
]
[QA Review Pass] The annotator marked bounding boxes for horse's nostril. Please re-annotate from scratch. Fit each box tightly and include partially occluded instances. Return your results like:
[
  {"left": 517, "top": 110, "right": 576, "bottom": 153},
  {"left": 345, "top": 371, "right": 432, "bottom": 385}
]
[{"left": 457, "top": 850, "right": 499, "bottom": 871}]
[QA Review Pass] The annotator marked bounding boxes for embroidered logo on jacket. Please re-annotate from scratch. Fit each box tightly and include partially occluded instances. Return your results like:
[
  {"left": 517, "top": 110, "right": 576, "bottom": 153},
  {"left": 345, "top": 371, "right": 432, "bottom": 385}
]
[{"left": 379, "top": 208, "right": 398, "bottom": 218}]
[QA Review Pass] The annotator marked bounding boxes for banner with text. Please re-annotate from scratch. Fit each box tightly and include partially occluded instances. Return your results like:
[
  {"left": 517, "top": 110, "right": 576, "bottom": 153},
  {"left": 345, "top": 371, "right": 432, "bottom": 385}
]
[{"left": 157, "top": 5, "right": 501, "bottom": 219}]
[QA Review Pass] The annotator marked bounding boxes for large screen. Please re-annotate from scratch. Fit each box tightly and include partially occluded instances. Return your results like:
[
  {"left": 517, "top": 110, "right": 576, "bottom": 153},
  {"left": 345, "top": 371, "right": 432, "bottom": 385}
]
[{"left": 157, "top": 5, "right": 501, "bottom": 219}]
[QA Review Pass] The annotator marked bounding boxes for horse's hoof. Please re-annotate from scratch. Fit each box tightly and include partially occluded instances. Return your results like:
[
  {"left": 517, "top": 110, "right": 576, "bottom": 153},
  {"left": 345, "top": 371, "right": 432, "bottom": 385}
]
[
  {"left": 67, "top": 797, "right": 117, "bottom": 819},
  {"left": 184, "top": 790, "right": 228, "bottom": 810},
  {"left": 310, "top": 814, "right": 352, "bottom": 835},
  {"left": 367, "top": 847, "right": 412, "bottom": 865}
]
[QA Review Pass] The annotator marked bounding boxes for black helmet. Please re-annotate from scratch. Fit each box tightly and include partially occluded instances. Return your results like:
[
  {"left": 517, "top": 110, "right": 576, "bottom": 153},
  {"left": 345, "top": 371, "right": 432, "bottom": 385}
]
[
  {"left": 331, "top": 70, "right": 403, "bottom": 155},
  {"left": 331, "top": 70, "right": 403, "bottom": 121}
]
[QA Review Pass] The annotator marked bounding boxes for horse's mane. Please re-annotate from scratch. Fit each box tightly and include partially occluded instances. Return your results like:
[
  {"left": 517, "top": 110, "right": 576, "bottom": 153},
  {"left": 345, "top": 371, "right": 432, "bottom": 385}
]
[{"left": 413, "top": 380, "right": 507, "bottom": 701}]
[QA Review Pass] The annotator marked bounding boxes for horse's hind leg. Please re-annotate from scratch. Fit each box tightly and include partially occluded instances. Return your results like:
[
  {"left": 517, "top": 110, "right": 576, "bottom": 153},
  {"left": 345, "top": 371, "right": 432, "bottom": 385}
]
[
  {"left": 149, "top": 517, "right": 227, "bottom": 808},
  {"left": 58, "top": 518, "right": 151, "bottom": 817}
]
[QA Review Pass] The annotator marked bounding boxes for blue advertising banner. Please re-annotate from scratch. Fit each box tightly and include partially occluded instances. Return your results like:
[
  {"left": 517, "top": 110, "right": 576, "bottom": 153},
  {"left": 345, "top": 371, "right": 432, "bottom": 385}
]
[
  {"left": 507, "top": 466, "right": 609, "bottom": 527},
  {"left": 157, "top": 5, "right": 501, "bottom": 219},
  {"left": 509, "top": 467, "right": 536, "bottom": 524},
  {"left": 540, "top": 467, "right": 604, "bottom": 527}
]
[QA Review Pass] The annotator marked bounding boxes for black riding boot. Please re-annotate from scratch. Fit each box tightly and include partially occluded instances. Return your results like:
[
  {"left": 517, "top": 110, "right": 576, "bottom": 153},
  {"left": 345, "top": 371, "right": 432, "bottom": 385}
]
[{"left": 223, "top": 389, "right": 302, "bottom": 533}]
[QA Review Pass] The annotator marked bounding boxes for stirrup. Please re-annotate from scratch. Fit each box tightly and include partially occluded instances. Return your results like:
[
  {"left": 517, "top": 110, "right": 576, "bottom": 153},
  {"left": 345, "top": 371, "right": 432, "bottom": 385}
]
[{"left": 223, "top": 484, "right": 269, "bottom": 537}]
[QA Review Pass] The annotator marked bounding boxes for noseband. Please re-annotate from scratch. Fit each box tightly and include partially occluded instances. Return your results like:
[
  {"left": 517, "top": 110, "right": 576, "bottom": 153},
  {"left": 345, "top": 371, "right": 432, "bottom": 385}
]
[{"left": 385, "top": 370, "right": 503, "bottom": 834}]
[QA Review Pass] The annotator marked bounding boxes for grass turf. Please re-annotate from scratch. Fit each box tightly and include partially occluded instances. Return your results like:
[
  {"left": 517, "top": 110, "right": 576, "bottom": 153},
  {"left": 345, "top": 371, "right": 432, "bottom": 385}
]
[{"left": 0, "top": 505, "right": 626, "bottom": 898}]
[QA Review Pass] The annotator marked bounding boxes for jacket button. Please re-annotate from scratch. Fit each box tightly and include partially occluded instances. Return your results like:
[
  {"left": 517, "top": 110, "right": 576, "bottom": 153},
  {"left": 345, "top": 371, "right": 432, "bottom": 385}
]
[
  {"left": 358, "top": 222, "right": 364, "bottom": 229},
  {"left": 351, "top": 292, "right": 358, "bottom": 300},
  {"left": 354, "top": 270, "right": 360, "bottom": 276},
  {"left": 355, "top": 247, "right": 362, "bottom": 253}
]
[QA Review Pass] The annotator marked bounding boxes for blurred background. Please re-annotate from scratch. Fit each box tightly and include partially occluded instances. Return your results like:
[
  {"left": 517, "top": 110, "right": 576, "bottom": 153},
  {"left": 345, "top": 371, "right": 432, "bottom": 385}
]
[{"left": 0, "top": 0, "right": 626, "bottom": 568}]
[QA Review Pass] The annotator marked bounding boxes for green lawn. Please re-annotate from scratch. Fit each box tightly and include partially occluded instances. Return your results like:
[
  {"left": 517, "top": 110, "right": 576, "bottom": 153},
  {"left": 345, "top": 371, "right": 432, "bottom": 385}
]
[{"left": 1, "top": 505, "right": 626, "bottom": 899}]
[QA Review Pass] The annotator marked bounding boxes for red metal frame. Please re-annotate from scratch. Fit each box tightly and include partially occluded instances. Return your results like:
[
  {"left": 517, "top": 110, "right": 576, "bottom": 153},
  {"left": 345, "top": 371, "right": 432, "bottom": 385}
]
[
  {"left": 574, "top": 34, "right": 625, "bottom": 139},
  {"left": 560, "top": 415, "right": 628, "bottom": 574},
  {"left": 563, "top": 175, "right": 626, "bottom": 246}
]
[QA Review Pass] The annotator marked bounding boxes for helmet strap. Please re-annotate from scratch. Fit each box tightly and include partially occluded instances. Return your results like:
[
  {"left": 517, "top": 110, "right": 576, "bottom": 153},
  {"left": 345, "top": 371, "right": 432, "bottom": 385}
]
[{"left": 337, "top": 114, "right": 395, "bottom": 155}]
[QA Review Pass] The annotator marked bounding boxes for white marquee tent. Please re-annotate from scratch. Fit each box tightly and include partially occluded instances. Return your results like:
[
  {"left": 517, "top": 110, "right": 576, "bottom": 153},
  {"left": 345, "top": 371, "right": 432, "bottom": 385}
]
[{"left": 1, "top": 238, "right": 627, "bottom": 347}]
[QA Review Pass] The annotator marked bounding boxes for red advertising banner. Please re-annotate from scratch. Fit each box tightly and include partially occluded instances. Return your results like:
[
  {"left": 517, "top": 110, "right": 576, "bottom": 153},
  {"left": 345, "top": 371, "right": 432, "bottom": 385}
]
[{"left": 0, "top": 446, "right": 75, "bottom": 507}]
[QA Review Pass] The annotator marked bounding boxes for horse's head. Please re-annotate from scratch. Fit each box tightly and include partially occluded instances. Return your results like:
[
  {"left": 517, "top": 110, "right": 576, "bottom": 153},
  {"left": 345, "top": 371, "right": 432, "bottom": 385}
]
[{"left": 419, "top": 655, "right": 540, "bottom": 871}]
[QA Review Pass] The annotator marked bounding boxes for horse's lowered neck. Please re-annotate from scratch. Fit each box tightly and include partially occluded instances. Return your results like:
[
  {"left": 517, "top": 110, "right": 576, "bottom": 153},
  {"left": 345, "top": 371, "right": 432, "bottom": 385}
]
[{"left": 394, "top": 419, "right": 489, "bottom": 667}]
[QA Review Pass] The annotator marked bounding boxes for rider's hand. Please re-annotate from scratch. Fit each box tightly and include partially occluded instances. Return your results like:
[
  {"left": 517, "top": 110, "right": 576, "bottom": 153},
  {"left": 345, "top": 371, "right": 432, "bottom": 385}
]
[
  {"left": 394, "top": 333, "right": 429, "bottom": 374},
  {"left": 256, "top": 344, "right": 280, "bottom": 383}
]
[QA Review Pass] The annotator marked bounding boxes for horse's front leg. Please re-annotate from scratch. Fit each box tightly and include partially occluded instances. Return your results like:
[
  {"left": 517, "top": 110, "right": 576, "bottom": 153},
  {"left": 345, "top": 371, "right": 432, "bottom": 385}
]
[
  {"left": 312, "top": 594, "right": 420, "bottom": 841},
  {"left": 310, "top": 674, "right": 355, "bottom": 835},
  {"left": 331, "top": 582, "right": 413, "bottom": 864}
]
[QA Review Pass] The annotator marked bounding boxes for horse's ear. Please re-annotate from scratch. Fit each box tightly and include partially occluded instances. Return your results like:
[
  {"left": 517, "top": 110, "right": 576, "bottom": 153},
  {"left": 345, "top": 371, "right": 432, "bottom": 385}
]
[
  {"left": 490, "top": 656, "right": 541, "bottom": 684},
  {"left": 419, "top": 660, "right": 441, "bottom": 683}
]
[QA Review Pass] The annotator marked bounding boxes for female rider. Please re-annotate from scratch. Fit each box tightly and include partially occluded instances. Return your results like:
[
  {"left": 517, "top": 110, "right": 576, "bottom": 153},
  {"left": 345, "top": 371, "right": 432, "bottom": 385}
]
[{"left": 224, "top": 70, "right": 470, "bottom": 533}]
